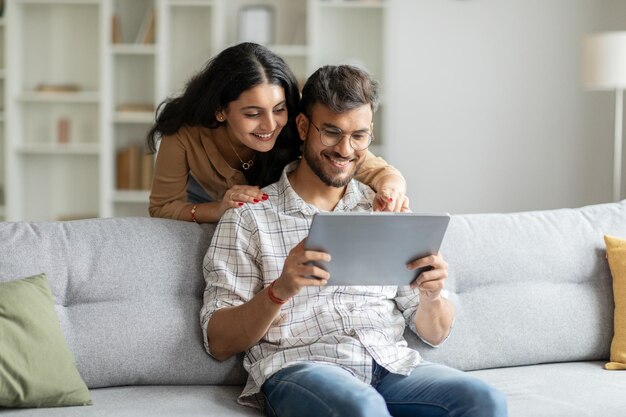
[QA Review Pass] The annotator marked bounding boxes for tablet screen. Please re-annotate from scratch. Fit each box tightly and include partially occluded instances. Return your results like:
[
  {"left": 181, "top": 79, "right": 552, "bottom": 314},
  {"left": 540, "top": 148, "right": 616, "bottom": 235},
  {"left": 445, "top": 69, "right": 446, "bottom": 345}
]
[{"left": 304, "top": 212, "right": 450, "bottom": 286}]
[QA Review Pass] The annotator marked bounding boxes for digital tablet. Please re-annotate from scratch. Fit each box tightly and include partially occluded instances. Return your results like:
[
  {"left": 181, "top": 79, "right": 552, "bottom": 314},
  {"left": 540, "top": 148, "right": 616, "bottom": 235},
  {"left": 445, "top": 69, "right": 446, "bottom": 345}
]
[{"left": 304, "top": 212, "right": 450, "bottom": 286}]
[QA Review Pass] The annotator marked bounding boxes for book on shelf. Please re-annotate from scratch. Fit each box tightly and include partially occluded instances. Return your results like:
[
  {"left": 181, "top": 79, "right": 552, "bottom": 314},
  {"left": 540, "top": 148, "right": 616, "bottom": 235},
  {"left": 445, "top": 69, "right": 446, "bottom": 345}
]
[
  {"left": 57, "top": 118, "right": 70, "bottom": 144},
  {"left": 116, "top": 145, "right": 154, "bottom": 191},
  {"left": 135, "top": 8, "right": 156, "bottom": 44},
  {"left": 117, "top": 144, "right": 140, "bottom": 190},
  {"left": 116, "top": 103, "right": 155, "bottom": 113},
  {"left": 111, "top": 14, "right": 122, "bottom": 44},
  {"left": 36, "top": 84, "right": 81, "bottom": 93}
]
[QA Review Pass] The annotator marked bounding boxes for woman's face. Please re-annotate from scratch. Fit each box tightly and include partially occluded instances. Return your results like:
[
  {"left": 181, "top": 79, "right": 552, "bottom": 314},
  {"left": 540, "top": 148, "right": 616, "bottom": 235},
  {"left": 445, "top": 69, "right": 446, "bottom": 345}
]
[{"left": 220, "top": 83, "right": 288, "bottom": 153}]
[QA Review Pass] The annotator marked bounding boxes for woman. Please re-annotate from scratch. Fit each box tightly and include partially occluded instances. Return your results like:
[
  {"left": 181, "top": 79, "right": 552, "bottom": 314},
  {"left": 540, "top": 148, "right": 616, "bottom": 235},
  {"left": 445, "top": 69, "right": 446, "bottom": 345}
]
[{"left": 147, "top": 42, "right": 407, "bottom": 223}]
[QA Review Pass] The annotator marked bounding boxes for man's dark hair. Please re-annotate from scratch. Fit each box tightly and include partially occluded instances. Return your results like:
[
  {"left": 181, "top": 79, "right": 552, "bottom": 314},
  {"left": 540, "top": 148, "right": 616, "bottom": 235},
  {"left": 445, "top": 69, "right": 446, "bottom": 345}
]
[{"left": 299, "top": 65, "right": 379, "bottom": 117}]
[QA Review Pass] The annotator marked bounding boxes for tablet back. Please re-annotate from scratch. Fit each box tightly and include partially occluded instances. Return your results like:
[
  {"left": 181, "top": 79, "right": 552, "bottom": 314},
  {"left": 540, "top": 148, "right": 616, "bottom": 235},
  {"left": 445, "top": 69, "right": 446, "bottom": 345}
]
[{"left": 304, "top": 212, "right": 450, "bottom": 286}]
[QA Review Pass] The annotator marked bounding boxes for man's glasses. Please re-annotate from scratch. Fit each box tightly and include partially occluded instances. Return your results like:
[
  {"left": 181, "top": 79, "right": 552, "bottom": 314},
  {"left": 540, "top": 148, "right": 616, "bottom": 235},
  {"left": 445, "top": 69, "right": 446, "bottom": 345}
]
[{"left": 308, "top": 119, "right": 374, "bottom": 151}]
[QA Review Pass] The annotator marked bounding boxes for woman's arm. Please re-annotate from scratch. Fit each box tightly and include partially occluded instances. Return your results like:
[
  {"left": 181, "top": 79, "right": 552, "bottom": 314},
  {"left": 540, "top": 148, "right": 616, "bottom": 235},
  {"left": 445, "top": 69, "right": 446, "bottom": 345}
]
[
  {"left": 149, "top": 134, "right": 262, "bottom": 223},
  {"left": 149, "top": 134, "right": 195, "bottom": 220},
  {"left": 355, "top": 151, "right": 409, "bottom": 212}
]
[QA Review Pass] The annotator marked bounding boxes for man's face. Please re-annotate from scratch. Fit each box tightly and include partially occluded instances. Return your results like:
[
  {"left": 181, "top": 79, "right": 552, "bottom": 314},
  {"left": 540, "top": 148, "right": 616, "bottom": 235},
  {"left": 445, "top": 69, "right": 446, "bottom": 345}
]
[{"left": 297, "top": 104, "right": 373, "bottom": 188}]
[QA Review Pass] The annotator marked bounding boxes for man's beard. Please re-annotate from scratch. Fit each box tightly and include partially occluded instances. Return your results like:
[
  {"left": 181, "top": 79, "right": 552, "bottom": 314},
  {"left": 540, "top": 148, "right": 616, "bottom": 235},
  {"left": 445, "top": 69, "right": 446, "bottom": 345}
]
[{"left": 303, "top": 142, "right": 362, "bottom": 188}]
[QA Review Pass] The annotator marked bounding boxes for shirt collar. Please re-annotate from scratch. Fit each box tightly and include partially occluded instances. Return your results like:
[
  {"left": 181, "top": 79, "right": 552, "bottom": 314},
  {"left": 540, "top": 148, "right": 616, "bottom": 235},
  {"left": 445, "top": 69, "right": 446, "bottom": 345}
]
[{"left": 275, "top": 161, "right": 370, "bottom": 215}]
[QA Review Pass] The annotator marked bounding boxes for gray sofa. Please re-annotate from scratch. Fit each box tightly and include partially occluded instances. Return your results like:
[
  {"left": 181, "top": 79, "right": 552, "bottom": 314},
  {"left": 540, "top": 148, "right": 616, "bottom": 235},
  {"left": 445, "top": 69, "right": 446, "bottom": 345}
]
[{"left": 1, "top": 200, "right": 626, "bottom": 416}]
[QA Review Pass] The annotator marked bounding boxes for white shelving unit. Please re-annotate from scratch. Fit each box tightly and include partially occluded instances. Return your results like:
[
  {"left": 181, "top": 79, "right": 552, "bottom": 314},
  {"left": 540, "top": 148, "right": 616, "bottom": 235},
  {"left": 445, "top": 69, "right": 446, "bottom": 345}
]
[
  {"left": 3, "top": 0, "right": 387, "bottom": 221},
  {"left": 5, "top": 0, "right": 102, "bottom": 221},
  {"left": 103, "top": 0, "right": 154, "bottom": 218}
]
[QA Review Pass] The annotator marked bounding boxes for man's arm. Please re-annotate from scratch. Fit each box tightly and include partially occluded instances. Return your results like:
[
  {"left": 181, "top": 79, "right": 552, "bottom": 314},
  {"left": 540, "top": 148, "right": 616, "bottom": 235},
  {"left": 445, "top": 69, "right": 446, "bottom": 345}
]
[
  {"left": 408, "top": 253, "right": 455, "bottom": 346},
  {"left": 207, "top": 287, "right": 285, "bottom": 361},
  {"left": 207, "top": 240, "right": 331, "bottom": 361}
]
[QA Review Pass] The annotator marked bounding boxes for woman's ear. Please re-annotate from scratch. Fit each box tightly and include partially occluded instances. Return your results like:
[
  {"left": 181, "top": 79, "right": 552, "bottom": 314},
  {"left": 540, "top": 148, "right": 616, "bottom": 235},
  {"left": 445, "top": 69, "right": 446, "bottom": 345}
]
[{"left": 295, "top": 113, "right": 308, "bottom": 141}]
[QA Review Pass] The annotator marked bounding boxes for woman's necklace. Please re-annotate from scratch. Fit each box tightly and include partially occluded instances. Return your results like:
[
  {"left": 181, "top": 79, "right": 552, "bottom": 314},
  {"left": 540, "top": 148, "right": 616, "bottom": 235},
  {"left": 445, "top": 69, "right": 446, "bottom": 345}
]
[{"left": 226, "top": 138, "right": 254, "bottom": 170}]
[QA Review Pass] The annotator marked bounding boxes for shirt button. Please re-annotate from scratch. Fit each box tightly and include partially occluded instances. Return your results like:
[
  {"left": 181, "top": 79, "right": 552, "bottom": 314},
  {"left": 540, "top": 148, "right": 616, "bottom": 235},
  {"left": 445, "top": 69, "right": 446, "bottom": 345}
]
[{"left": 347, "top": 329, "right": 356, "bottom": 336}]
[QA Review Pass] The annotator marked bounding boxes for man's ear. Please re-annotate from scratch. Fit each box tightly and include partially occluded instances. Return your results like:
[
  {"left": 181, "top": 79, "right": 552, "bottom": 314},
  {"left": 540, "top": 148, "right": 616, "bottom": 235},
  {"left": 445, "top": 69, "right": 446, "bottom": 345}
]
[{"left": 295, "top": 113, "right": 308, "bottom": 141}]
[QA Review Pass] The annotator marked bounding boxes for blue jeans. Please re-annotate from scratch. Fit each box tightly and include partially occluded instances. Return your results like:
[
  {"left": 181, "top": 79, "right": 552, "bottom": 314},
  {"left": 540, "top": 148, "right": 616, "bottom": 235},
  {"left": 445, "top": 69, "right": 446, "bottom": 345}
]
[{"left": 261, "top": 361, "right": 507, "bottom": 417}]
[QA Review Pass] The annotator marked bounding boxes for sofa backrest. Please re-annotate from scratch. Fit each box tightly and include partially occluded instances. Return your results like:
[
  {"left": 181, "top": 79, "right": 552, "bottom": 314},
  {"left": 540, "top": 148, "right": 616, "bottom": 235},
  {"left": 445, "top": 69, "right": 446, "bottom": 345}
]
[
  {"left": 413, "top": 200, "right": 626, "bottom": 371},
  {"left": 1, "top": 201, "right": 625, "bottom": 387},
  {"left": 0, "top": 217, "right": 247, "bottom": 388}
]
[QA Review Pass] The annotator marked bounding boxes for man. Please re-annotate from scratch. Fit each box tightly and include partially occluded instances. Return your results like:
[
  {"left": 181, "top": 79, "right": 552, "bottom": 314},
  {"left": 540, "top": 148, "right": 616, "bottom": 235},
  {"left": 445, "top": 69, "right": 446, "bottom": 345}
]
[{"left": 201, "top": 65, "right": 507, "bottom": 417}]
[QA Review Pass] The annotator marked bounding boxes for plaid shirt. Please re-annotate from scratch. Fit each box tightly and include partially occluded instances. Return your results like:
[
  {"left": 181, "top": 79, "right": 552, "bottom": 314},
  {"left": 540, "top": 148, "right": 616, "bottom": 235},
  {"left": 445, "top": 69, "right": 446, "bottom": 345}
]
[{"left": 201, "top": 162, "right": 432, "bottom": 409}]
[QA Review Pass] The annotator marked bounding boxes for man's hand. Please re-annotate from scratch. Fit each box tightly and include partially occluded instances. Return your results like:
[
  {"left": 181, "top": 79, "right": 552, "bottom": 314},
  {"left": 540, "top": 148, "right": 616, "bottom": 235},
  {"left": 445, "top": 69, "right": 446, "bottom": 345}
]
[
  {"left": 407, "top": 253, "right": 448, "bottom": 301},
  {"left": 408, "top": 252, "right": 454, "bottom": 346},
  {"left": 271, "top": 240, "right": 331, "bottom": 300}
]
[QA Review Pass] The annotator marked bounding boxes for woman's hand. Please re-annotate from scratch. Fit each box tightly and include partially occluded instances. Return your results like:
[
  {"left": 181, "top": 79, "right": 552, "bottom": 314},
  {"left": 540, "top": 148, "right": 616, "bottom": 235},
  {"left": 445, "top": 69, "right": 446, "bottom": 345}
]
[
  {"left": 219, "top": 185, "right": 268, "bottom": 215},
  {"left": 374, "top": 188, "right": 410, "bottom": 212},
  {"left": 372, "top": 174, "right": 409, "bottom": 212}
]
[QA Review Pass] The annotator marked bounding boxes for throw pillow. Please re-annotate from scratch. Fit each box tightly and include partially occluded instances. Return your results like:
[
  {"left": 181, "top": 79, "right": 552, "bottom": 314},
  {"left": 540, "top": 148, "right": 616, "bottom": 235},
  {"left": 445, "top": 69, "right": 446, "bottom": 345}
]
[
  {"left": 0, "top": 273, "right": 92, "bottom": 407},
  {"left": 605, "top": 235, "right": 626, "bottom": 370}
]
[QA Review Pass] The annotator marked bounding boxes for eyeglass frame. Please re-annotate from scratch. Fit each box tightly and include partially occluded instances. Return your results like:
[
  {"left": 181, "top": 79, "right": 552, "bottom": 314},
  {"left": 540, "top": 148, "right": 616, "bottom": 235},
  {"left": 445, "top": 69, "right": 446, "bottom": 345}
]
[{"left": 305, "top": 116, "right": 375, "bottom": 151}]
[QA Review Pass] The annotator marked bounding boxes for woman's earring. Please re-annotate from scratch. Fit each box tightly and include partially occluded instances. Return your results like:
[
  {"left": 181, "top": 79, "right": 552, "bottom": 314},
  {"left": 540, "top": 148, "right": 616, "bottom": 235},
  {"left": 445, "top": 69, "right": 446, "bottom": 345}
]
[{"left": 216, "top": 114, "right": 224, "bottom": 122}]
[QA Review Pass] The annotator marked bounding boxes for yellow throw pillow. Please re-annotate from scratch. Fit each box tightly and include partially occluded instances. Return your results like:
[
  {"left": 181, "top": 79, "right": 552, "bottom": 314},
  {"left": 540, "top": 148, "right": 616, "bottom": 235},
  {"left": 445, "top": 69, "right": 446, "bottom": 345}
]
[{"left": 605, "top": 235, "right": 626, "bottom": 370}]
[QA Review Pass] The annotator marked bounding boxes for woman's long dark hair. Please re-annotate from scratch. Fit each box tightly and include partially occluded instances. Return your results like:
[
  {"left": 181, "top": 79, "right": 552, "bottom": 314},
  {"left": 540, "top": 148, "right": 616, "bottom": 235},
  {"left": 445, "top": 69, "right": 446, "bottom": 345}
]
[{"left": 146, "top": 42, "right": 301, "bottom": 187}]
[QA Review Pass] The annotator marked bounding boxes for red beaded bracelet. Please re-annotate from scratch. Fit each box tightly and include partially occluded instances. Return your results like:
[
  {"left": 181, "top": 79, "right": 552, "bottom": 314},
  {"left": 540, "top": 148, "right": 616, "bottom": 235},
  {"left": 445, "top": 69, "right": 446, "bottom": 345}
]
[
  {"left": 191, "top": 205, "right": 198, "bottom": 223},
  {"left": 268, "top": 281, "right": 289, "bottom": 305}
]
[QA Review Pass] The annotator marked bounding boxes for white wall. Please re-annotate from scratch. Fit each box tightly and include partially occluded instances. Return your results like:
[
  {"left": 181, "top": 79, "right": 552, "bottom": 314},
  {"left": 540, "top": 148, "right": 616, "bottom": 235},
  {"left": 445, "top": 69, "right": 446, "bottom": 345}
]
[{"left": 385, "top": 0, "right": 626, "bottom": 214}]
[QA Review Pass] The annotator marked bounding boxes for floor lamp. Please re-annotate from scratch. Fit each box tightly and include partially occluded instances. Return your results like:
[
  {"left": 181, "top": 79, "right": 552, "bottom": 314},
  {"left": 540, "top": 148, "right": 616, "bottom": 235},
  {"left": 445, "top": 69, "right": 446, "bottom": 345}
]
[{"left": 583, "top": 32, "right": 626, "bottom": 202}]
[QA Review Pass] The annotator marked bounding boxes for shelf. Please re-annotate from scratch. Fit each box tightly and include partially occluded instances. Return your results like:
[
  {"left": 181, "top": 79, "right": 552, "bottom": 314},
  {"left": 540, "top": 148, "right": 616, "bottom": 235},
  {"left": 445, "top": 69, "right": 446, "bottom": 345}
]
[
  {"left": 19, "top": 91, "right": 100, "bottom": 104},
  {"left": 111, "top": 44, "right": 157, "bottom": 55},
  {"left": 167, "top": 0, "right": 216, "bottom": 7},
  {"left": 16, "top": 143, "right": 100, "bottom": 155},
  {"left": 318, "top": 1, "right": 385, "bottom": 9},
  {"left": 16, "top": 0, "right": 101, "bottom": 5},
  {"left": 113, "top": 111, "right": 154, "bottom": 124},
  {"left": 113, "top": 190, "right": 150, "bottom": 203}
]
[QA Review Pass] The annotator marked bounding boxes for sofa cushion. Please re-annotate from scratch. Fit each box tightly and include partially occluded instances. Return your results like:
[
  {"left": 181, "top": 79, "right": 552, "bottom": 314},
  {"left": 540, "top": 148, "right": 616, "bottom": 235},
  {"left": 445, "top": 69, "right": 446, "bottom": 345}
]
[
  {"left": 412, "top": 201, "right": 626, "bottom": 371},
  {"left": 0, "top": 386, "right": 263, "bottom": 417},
  {"left": 1, "top": 362, "right": 624, "bottom": 417},
  {"left": 604, "top": 234, "right": 626, "bottom": 370},
  {"left": 0, "top": 218, "right": 247, "bottom": 388},
  {"left": 0, "top": 274, "right": 91, "bottom": 408},
  {"left": 469, "top": 361, "right": 626, "bottom": 417}
]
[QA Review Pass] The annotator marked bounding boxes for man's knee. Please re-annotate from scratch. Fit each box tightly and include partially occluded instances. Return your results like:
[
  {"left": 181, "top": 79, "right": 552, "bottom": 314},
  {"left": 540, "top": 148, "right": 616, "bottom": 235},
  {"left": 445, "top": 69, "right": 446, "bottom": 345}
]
[
  {"left": 263, "top": 363, "right": 391, "bottom": 417},
  {"left": 339, "top": 388, "right": 390, "bottom": 417},
  {"left": 464, "top": 380, "right": 508, "bottom": 417}
]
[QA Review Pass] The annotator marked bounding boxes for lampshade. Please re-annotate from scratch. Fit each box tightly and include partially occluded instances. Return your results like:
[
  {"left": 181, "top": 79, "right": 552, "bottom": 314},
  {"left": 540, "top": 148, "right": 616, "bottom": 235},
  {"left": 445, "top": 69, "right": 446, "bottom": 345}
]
[{"left": 583, "top": 32, "right": 626, "bottom": 90}]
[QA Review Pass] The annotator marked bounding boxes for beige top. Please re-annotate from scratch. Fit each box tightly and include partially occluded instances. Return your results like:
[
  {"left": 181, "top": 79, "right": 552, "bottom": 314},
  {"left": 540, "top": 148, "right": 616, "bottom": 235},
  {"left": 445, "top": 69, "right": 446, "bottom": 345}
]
[{"left": 149, "top": 125, "right": 404, "bottom": 220}]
